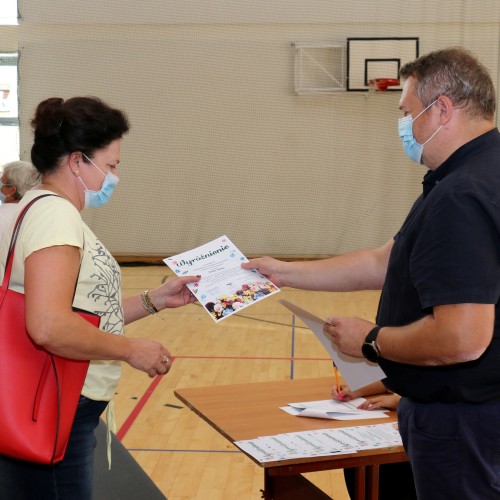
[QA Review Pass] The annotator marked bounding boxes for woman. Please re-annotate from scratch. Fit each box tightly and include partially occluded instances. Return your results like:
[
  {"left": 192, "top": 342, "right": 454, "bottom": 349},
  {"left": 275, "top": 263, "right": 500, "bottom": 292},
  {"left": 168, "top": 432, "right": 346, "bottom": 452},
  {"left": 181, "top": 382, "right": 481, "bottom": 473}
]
[
  {"left": 0, "top": 160, "right": 40, "bottom": 242},
  {"left": 0, "top": 160, "right": 39, "bottom": 204},
  {"left": 0, "top": 97, "right": 198, "bottom": 499}
]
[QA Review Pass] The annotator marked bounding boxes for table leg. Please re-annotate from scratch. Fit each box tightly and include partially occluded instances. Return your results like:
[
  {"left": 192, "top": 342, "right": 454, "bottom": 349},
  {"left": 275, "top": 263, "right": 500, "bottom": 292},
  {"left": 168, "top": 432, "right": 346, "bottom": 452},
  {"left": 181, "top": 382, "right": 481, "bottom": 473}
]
[
  {"left": 366, "top": 465, "right": 379, "bottom": 500},
  {"left": 262, "top": 470, "right": 331, "bottom": 500},
  {"left": 354, "top": 467, "right": 366, "bottom": 500},
  {"left": 262, "top": 461, "right": 386, "bottom": 499}
]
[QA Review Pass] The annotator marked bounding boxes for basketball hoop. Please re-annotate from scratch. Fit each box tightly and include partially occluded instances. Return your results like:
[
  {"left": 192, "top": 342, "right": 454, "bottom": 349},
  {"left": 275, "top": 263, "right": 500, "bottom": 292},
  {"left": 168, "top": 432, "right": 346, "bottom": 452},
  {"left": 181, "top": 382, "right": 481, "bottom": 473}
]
[{"left": 368, "top": 78, "right": 400, "bottom": 92}]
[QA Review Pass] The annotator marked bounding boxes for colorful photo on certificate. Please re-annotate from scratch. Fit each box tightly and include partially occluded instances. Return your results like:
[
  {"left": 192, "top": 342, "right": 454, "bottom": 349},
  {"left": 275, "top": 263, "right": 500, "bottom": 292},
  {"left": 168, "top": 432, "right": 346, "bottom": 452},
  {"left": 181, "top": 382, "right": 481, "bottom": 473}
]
[{"left": 203, "top": 279, "right": 279, "bottom": 321}]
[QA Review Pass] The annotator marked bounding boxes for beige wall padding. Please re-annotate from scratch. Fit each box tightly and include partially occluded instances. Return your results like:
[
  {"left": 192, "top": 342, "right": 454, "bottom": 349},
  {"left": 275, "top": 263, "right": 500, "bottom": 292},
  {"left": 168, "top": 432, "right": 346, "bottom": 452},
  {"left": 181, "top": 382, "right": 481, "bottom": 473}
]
[{"left": 13, "top": 1, "right": 500, "bottom": 259}]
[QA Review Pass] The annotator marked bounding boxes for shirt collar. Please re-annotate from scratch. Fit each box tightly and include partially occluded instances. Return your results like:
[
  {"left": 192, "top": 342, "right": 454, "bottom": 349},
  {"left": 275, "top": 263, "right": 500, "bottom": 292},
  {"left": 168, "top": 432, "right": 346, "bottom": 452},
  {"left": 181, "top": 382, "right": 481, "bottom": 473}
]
[{"left": 421, "top": 128, "right": 499, "bottom": 197}]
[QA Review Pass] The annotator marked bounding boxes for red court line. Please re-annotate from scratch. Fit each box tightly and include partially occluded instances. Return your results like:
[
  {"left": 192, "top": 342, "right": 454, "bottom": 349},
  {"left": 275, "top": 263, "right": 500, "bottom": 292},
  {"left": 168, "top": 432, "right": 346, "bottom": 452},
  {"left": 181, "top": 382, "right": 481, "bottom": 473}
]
[
  {"left": 173, "top": 355, "right": 330, "bottom": 361},
  {"left": 116, "top": 354, "right": 331, "bottom": 440},
  {"left": 116, "top": 375, "right": 163, "bottom": 441}
]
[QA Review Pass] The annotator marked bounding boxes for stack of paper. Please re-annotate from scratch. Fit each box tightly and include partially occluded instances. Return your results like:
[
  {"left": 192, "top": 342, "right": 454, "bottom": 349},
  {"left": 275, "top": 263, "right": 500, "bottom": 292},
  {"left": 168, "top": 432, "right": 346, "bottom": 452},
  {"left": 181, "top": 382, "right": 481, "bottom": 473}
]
[{"left": 234, "top": 422, "right": 402, "bottom": 463}]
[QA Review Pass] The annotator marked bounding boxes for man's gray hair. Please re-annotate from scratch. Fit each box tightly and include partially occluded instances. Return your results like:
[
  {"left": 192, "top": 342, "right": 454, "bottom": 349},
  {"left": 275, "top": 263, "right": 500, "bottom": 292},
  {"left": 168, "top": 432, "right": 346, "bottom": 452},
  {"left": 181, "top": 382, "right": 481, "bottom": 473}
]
[{"left": 400, "top": 47, "right": 496, "bottom": 120}]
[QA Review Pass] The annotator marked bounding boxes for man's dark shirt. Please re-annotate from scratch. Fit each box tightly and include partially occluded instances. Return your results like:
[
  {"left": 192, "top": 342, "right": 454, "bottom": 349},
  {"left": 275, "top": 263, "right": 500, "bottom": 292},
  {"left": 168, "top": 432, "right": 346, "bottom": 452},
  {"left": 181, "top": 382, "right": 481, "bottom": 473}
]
[{"left": 378, "top": 128, "right": 500, "bottom": 403}]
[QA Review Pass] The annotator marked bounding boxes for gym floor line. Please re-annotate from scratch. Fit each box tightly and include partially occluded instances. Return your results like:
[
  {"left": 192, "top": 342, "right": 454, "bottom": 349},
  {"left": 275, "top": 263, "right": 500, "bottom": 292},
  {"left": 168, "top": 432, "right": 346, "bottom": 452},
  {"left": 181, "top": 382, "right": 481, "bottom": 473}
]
[{"left": 116, "top": 354, "right": 332, "bottom": 440}]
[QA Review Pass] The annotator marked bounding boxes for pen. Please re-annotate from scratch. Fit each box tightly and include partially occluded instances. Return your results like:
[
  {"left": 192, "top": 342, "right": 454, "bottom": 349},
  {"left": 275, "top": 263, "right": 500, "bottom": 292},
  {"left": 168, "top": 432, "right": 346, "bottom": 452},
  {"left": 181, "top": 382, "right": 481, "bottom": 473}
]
[{"left": 333, "top": 362, "right": 341, "bottom": 396}]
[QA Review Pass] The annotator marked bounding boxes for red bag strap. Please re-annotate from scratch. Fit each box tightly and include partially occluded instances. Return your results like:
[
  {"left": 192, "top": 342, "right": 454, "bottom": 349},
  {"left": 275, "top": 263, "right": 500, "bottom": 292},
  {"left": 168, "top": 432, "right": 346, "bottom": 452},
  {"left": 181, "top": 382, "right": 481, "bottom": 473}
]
[{"left": 1, "top": 194, "right": 57, "bottom": 293}]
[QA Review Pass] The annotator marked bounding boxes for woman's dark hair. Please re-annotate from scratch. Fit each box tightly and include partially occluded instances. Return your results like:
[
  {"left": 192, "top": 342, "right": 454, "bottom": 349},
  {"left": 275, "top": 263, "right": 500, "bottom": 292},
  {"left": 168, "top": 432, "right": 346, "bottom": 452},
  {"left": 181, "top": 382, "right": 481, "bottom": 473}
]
[{"left": 30, "top": 97, "right": 130, "bottom": 174}]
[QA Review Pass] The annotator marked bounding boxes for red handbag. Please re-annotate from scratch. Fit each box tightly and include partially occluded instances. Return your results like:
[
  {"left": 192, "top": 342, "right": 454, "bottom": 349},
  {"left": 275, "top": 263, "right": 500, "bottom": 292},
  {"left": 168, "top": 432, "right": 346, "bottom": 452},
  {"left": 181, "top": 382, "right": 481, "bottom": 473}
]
[{"left": 0, "top": 195, "right": 99, "bottom": 464}]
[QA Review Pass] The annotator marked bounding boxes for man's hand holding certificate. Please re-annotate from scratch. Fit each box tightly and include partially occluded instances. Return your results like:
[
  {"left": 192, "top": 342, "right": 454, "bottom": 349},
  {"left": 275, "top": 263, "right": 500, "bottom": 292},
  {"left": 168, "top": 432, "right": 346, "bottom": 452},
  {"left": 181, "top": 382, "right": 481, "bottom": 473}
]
[{"left": 164, "top": 236, "right": 280, "bottom": 322}]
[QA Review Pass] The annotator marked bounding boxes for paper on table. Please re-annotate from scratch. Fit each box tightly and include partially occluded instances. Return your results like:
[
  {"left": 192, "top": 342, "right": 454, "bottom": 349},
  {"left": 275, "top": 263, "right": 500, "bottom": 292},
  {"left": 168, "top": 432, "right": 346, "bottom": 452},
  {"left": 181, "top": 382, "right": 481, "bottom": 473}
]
[
  {"left": 234, "top": 423, "right": 402, "bottom": 463},
  {"left": 164, "top": 235, "right": 280, "bottom": 322},
  {"left": 279, "top": 299, "right": 385, "bottom": 390},
  {"left": 282, "top": 405, "right": 388, "bottom": 420},
  {"left": 289, "top": 398, "right": 389, "bottom": 414},
  {"left": 282, "top": 398, "right": 388, "bottom": 420}
]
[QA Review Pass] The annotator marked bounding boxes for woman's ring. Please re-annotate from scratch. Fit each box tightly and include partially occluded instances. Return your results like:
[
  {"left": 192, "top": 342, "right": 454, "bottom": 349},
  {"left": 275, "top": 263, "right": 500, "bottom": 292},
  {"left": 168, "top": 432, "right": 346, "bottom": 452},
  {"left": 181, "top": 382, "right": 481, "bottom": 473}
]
[{"left": 161, "top": 355, "right": 170, "bottom": 366}]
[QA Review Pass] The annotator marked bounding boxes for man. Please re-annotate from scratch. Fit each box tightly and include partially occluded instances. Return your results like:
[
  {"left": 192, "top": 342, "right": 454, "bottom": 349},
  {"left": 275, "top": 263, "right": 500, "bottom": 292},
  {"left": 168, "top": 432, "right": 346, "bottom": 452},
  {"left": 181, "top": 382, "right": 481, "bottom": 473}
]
[{"left": 243, "top": 47, "right": 500, "bottom": 499}]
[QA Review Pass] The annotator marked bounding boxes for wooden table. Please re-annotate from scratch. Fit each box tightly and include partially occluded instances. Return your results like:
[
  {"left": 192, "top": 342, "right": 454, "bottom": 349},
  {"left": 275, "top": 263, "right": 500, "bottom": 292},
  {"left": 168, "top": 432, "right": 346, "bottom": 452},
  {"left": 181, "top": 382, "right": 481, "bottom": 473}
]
[{"left": 175, "top": 377, "right": 407, "bottom": 500}]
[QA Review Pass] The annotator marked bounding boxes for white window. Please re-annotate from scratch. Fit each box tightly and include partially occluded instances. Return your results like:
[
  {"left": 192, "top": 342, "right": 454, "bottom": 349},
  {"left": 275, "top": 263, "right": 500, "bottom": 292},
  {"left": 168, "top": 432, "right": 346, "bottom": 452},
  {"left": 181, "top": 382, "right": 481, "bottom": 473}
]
[
  {"left": 0, "top": 53, "right": 19, "bottom": 165},
  {"left": 0, "top": 1, "right": 18, "bottom": 25},
  {"left": 0, "top": 1, "right": 19, "bottom": 165}
]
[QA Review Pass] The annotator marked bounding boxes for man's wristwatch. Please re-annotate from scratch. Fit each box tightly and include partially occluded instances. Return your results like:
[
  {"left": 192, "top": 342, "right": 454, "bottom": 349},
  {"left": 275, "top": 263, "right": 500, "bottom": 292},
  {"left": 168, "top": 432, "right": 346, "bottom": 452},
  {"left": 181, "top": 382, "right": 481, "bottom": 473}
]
[{"left": 362, "top": 326, "right": 381, "bottom": 363}]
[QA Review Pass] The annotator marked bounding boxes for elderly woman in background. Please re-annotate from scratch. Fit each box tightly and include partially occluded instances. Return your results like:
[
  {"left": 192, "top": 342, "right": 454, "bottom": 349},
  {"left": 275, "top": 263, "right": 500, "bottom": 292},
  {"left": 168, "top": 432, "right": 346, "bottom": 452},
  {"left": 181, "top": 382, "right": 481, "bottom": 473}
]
[{"left": 0, "top": 160, "right": 40, "bottom": 242}]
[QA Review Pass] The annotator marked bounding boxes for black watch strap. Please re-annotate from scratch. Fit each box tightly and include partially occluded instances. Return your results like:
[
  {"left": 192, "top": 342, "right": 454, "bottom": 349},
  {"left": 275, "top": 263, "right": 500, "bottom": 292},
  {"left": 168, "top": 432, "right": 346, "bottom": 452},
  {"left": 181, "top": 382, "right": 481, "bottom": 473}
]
[
  {"left": 365, "top": 325, "right": 381, "bottom": 344},
  {"left": 362, "top": 326, "right": 381, "bottom": 362}
]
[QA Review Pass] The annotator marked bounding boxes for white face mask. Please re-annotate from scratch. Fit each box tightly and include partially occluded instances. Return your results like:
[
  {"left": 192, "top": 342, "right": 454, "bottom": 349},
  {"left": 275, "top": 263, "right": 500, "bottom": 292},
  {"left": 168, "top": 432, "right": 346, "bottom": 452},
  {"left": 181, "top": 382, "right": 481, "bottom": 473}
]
[
  {"left": 398, "top": 99, "right": 442, "bottom": 163},
  {"left": 77, "top": 154, "right": 119, "bottom": 208},
  {"left": 0, "top": 182, "right": 10, "bottom": 204}
]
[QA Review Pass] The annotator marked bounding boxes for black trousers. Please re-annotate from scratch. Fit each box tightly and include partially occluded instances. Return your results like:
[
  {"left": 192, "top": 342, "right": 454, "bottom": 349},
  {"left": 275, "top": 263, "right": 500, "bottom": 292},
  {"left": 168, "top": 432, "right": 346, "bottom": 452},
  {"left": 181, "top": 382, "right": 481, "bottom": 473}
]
[
  {"left": 0, "top": 397, "right": 107, "bottom": 500},
  {"left": 398, "top": 397, "right": 500, "bottom": 500}
]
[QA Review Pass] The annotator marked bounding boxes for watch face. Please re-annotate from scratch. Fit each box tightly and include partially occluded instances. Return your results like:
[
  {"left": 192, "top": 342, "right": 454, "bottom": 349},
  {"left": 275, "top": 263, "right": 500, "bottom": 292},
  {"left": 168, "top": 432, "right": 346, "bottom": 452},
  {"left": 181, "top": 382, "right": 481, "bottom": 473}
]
[{"left": 362, "top": 342, "right": 378, "bottom": 363}]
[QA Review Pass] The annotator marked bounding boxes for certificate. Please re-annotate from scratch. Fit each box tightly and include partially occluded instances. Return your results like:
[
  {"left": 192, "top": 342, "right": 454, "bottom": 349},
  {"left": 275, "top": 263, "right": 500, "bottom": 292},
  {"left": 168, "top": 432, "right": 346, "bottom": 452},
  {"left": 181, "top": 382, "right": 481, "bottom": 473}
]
[{"left": 164, "top": 235, "right": 280, "bottom": 322}]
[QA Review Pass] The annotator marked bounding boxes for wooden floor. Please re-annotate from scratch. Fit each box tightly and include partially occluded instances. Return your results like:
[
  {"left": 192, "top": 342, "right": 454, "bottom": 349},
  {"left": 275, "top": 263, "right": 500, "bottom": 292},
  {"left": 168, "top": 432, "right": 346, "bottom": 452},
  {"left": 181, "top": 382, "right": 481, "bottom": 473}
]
[{"left": 114, "top": 265, "right": 381, "bottom": 500}]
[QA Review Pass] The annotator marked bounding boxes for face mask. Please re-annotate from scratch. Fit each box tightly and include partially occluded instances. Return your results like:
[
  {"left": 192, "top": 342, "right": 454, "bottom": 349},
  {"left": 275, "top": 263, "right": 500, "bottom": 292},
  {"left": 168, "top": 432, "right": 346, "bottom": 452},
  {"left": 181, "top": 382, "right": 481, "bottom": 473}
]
[
  {"left": 398, "top": 99, "right": 442, "bottom": 163},
  {"left": 0, "top": 182, "right": 9, "bottom": 204},
  {"left": 78, "top": 154, "right": 119, "bottom": 208}
]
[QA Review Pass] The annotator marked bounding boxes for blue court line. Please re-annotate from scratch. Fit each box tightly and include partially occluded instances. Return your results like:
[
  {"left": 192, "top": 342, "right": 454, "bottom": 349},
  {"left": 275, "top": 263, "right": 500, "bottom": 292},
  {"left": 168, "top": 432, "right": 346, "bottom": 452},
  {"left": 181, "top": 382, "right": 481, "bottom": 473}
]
[{"left": 290, "top": 313, "right": 296, "bottom": 380}]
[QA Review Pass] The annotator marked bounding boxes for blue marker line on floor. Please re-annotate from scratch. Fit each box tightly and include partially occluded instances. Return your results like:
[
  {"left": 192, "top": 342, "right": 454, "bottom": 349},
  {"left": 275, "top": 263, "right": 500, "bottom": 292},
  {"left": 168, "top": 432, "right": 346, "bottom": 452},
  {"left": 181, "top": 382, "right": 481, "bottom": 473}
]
[{"left": 290, "top": 313, "right": 296, "bottom": 380}]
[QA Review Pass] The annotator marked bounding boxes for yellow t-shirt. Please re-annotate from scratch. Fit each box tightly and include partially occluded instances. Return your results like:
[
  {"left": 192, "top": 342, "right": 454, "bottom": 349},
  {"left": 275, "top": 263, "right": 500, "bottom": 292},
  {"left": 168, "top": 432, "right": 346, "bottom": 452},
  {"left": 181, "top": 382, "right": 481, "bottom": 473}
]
[{"left": 0, "top": 190, "right": 123, "bottom": 401}]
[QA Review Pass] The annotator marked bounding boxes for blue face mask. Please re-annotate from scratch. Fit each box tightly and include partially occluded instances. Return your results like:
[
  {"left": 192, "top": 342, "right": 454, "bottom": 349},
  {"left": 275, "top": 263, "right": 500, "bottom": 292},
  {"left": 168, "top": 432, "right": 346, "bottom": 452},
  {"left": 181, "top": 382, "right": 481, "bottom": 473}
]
[
  {"left": 78, "top": 154, "right": 119, "bottom": 208},
  {"left": 398, "top": 100, "right": 442, "bottom": 163}
]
